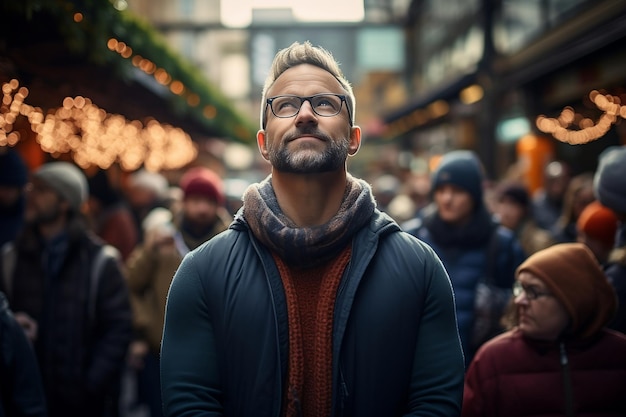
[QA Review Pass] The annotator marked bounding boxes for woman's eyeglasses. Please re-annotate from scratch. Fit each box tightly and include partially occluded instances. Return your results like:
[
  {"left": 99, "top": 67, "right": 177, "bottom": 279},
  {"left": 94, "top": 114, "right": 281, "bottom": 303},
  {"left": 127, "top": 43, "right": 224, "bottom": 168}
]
[{"left": 513, "top": 281, "right": 552, "bottom": 301}]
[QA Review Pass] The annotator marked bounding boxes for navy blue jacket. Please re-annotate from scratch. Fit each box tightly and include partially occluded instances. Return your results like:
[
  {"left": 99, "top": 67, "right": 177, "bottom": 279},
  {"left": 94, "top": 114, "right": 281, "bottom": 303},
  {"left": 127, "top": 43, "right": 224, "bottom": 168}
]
[
  {"left": 406, "top": 210, "right": 525, "bottom": 361},
  {"left": 161, "top": 209, "right": 465, "bottom": 417}
]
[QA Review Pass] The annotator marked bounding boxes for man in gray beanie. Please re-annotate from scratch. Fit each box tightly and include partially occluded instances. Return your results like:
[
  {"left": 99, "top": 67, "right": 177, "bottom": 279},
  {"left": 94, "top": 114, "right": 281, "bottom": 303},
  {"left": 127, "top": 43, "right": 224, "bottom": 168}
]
[
  {"left": 405, "top": 150, "right": 526, "bottom": 363},
  {"left": 593, "top": 146, "right": 626, "bottom": 333},
  {"left": 0, "top": 161, "right": 133, "bottom": 417}
]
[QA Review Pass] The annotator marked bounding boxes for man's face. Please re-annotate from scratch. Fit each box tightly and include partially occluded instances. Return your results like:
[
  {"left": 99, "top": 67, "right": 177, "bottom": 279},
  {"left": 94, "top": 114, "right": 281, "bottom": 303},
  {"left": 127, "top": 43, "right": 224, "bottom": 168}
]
[
  {"left": 183, "top": 195, "right": 218, "bottom": 228},
  {"left": 257, "top": 64, "right": 360, "bottom": 174},
  {"left": 24, "top": 178, "right": 66, "bottom": 225},
  {"left": 433, "top": 184, "right": 475, "bottom": 225}
]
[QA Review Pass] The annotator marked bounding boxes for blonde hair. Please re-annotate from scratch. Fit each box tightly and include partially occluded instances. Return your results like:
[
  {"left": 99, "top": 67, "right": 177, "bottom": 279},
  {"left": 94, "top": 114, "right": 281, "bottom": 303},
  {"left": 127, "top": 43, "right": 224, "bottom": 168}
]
[{"left": 260, "top": 41, "right": 355, "bottom": 128}]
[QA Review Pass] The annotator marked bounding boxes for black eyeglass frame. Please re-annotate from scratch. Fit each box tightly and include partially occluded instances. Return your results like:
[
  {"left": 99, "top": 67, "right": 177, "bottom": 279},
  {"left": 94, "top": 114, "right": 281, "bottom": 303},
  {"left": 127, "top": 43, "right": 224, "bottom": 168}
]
[
  {"left": 264, "top": 93, "right": 353, "bottom": 127},
  {"left": 512, "top": 281, "right": 552, "bottom": 301}
]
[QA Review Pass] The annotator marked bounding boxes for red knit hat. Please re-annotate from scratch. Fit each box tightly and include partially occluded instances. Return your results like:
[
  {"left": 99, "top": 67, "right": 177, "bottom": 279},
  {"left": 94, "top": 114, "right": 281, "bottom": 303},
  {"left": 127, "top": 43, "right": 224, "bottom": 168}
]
[
  {"left": 179, "top": 167, "right": 225, "bottom": 205},
  {"left": 576, "top": 201, "right": 618, "bottom": 247}
]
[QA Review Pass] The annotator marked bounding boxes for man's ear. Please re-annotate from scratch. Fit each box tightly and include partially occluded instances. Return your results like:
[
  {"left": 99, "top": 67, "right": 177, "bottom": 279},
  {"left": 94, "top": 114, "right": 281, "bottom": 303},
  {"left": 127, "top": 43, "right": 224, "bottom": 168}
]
[
  {"left": 257, "top": 130, "right": 270, "bottom": 161},
  {"left": 348, "top": 126, "right": 361, "bottom": 156}
]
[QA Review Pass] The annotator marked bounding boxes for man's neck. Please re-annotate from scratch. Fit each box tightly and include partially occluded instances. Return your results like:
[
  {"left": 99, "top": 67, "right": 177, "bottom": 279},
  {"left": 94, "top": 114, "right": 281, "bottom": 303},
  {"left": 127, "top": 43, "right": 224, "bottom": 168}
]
[{"left": 271, "top": 170, "right": 348, "bottom": 227}]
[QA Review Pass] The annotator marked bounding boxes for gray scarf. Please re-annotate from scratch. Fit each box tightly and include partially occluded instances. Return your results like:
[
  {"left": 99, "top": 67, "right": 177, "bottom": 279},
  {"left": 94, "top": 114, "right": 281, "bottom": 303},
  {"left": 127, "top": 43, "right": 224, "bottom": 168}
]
[{"left": 242, "top": 174, "right": 376, "bottom": 269}]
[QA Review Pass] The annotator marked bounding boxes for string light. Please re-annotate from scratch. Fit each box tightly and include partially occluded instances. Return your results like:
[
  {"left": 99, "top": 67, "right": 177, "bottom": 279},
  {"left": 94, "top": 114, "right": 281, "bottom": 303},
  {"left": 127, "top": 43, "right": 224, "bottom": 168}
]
[
  {"left": 536, "top": 90, "right": 626, "bottom": 145},
  {"left": 1, "top": 79, "right": 197, "bottom": 171}
]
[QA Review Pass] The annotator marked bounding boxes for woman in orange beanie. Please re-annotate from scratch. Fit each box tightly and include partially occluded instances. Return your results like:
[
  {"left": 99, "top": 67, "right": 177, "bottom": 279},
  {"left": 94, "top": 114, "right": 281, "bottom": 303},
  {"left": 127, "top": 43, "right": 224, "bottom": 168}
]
[{"left": 462, "top": 242, "right": 626, "bottom": 417}]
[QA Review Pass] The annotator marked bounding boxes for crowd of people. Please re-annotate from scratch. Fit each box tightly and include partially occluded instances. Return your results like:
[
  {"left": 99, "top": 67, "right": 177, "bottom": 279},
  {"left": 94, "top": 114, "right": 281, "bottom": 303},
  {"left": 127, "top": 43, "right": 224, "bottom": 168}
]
[{"left": 0, "top": 41, "right": 625, "bottom": 417}]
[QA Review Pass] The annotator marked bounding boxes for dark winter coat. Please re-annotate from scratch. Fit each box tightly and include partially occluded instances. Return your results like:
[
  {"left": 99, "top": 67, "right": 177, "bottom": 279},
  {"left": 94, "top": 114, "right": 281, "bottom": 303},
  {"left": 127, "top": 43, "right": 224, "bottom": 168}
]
[
  {"left": 606, "top": 223, "right": 626, "bottom": 333},
  {"left": 160, "top": 209, "right": 465, "bottom": 417},
  {"left": 0, "top": 221, "right": 132, "bottom": 417},
  {"left": 0, "top": 292, "right": 47, "bottom": 417}
]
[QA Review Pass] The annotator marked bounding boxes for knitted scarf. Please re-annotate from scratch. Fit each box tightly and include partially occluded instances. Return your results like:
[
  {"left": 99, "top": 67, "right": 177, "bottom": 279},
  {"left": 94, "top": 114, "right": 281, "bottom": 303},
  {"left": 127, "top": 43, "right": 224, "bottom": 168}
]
[{"left": 242, "top": 174, "right": 376, "bottom": 269}]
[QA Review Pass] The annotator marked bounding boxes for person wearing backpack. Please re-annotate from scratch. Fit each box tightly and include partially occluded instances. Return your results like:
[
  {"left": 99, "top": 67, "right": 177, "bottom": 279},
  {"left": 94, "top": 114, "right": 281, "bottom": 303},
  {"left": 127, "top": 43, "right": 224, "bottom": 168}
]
[
  {"left": 0, "top": 162, "right": 133, "bottom": 417},
  {"left": 405, "top": 150, "right": 526, "bottom": 364}
]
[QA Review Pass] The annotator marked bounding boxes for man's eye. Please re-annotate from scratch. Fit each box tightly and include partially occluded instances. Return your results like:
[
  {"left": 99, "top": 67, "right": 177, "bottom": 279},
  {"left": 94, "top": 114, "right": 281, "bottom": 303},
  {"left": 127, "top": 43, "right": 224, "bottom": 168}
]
[
  {"left": 277, "top": 100, "right": 298, "bottom": 110},
  {"left": 314, "top": 98, "right": 338, "bottom": 109}
]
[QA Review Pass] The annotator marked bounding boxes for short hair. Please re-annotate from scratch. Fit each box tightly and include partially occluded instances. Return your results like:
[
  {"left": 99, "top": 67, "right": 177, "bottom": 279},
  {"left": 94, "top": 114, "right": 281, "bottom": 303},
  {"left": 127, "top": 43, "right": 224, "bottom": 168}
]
[{"left": 260, "top": 41, "right": 356, "bottom": 129}]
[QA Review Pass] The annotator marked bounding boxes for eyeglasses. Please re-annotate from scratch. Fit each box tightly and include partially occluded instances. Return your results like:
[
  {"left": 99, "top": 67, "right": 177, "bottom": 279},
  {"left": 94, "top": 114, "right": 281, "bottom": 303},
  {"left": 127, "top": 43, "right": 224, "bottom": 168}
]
[
  {"left": 265, "top": 94, "right": 352, "bottom": 126},
  {"left": 513, "top": 281, "right": 552, "bottom": 301}
]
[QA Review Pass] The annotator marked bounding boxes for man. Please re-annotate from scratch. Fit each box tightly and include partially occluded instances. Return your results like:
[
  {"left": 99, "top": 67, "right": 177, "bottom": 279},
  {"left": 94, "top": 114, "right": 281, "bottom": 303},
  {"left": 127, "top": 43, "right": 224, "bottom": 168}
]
[
  {"left": 125, "top": 166, "right": 231, "bottom": 417},
  {"left": 532, "top": 160, "right": 571, "bottom": 231},
  {"left": 593, "top": 145, "right": 626, "bottom": 333},
  {"left": 405, "top": 150, "right": 526, "bottom": 363},
  {"left": 0, "top": 161, "right": 133, "bottom": 417},
  {"left": 160, "top": 41, "right": 464, "bottom": 417}
]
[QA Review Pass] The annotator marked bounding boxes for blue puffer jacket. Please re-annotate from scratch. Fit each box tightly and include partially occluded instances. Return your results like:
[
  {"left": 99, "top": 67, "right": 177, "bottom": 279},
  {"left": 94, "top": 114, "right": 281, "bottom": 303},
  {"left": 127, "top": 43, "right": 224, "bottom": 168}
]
[
  {"left": 406, "top": 209, "right": 526, "bottom": 362},
  {"left": 161, "top": 209, "right": 465, "bottom": 417}
]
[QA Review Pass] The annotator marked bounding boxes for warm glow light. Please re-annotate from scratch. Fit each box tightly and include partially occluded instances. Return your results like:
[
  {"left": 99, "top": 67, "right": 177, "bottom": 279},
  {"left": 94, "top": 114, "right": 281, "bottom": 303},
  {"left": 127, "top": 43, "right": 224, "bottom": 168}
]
[
  {"left": 1, "top": 79, "right": 197, "bottom": 170},
  {"left": 203, "top": 105, "right": 217, "bottom": 119},
  {"left": 170, "top": 81, "right": 185, "bottom": 95},
  {"left": 459, "top": 84, "right": 484, "bottom": 104},
  {"left": 536, "top": 90, "right": 626, "bottom": 145},
  {"left": 73, "top": 13, "right": 83, "bottom": 23}
]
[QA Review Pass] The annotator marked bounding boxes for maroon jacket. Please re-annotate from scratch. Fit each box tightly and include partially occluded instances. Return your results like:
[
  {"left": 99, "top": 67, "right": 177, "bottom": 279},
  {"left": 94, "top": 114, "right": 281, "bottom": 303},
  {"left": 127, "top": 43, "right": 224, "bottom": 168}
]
[{"left": 463, "top": 328, "right": 626, "bottom": 417}]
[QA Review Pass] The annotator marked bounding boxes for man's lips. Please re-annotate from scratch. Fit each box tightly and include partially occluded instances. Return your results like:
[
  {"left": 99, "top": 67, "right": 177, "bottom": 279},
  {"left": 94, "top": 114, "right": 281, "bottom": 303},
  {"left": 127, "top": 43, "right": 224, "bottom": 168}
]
[{"left": 287, "top": 134, "right": 326, "bottom": 143}]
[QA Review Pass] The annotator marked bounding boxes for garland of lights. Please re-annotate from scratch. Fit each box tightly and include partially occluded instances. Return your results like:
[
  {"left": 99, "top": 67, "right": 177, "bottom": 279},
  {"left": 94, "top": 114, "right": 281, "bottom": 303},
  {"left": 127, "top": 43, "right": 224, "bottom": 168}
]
[
  {"left": 536, "top": 90, "right": 626, "bottom": 145},
  {"left": 1, "top": 79, "right": 197, "bottom": 171}
]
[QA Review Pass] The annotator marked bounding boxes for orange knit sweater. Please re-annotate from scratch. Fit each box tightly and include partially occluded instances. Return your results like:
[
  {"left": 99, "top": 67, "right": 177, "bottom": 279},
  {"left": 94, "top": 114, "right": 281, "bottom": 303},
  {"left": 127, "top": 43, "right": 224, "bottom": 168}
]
[{"left": 273, "top": 245, "right": 352, "bottom": 417}]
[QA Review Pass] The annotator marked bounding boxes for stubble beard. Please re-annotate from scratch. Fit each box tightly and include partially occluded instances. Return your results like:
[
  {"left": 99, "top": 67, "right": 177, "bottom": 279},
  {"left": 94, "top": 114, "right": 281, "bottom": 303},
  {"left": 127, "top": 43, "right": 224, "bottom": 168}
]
[
  {"left": 26, "top": 203, "right": 63, "bottom": 227},
  {"left": 268, "top": 135, "right": 350, "bottom": 174}
]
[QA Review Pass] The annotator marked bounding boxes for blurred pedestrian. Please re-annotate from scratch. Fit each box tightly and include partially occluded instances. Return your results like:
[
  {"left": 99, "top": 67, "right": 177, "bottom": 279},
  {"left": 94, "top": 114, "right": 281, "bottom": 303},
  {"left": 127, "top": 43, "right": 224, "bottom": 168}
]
[
  {"left": 576, "top": 200, "right": 618, "bottom": 265},
  {"left": 406, "top": 150, "right": 526, "bottom": 362},
  {"left": 87, "top": 169, "right": 139, "bottom": 262},
  {"left": 532, "top": 160, "right": 571, "bottom": 231},
  {"left": 0, "top": 148, "right": 29, "bottom": 247},
  {"left": 550, "top": 172, "right": 595, "bottom": 243},
  {"left": 593, "top": 145, "right": 626, "bottom": 333},
  {"left": 160, "top": 41, "right": 464, "bottom": 417},
  {"left": 493, "top": 181, "right": 555, "bottom": 256},
  {"left": 125, "top": 166, "right": 230, "bottom": 417},
  {"left": 462, "top": 243, "right": 626, "bottom": 417},
  {"left": 124, "top": 169, "right": 169, "bottom": 244},
  {"left": 0, "top": 161, "right": 133, "bottom": 417},
  {"left": 0, "top": 291, "right": 47, "bottom": 417}
]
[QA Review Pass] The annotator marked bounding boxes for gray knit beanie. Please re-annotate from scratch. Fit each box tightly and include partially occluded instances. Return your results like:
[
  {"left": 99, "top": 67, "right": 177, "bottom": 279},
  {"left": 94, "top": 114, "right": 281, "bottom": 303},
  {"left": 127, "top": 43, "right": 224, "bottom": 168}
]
[
  {"left": 33, "top": 162, "right": 89, "bottom": 211},
  {"left": 593, "top": 146, "right": 626, "bottom": 214}
]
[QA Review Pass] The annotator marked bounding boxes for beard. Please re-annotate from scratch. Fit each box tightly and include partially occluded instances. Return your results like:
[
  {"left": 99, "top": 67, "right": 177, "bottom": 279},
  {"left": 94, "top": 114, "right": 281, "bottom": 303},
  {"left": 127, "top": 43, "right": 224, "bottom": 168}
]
[
  {"left": 266, "top": 127, "right": 350, "bottom": 174},
  {"left": 25, "top": 202, "right": 63, "bottom": 226}
]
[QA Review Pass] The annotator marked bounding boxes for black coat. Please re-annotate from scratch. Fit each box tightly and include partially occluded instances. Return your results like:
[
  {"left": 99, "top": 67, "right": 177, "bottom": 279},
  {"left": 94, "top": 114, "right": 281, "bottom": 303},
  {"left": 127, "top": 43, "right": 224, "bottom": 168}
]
[
  {"left": 0, "top": 221, "right": 132, "bottom": 417},
  {"left": 0, "top": 292, "right": 47, "bottom": 417}
]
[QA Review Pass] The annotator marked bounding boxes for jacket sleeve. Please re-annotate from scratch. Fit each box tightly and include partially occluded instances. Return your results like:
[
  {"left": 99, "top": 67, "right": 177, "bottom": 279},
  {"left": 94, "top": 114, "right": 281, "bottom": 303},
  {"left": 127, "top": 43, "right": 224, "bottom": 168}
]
[
  {"left": 161, "top": 252, "right": 223, "bottom": 417},
  {"left": 86, "top": 255, "right": 133, "bottom": 395},
  {"left": 1, "top": 293, "right": 48, "bottom": 417},
  {"left": 406, "top": 243, "right": 465, "bottom": 416}
]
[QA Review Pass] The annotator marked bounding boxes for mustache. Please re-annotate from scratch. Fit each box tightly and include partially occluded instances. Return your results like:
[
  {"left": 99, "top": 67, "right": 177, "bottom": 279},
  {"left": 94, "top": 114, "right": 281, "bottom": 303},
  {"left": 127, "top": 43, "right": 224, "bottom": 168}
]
[{"left": 283, "top": 127, "right": 333, "bottom": 143}]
